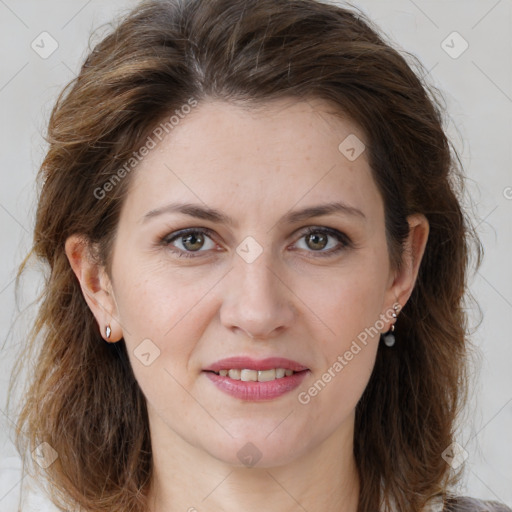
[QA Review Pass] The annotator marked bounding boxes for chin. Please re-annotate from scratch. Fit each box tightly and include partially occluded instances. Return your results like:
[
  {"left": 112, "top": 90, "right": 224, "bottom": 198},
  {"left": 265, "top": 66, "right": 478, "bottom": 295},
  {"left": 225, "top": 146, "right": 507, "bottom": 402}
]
[{"left": 204, "top": 435, "right": 305, "bottom": 469}]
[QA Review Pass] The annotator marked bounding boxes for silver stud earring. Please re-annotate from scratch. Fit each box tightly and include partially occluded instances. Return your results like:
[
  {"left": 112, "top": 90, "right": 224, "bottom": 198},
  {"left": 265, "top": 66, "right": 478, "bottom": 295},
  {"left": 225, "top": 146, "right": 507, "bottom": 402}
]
[
  {"left": 105, "top": 325, "right": 112, "bottom": 340},
  {"left": 382, "top": 303, "right": 400, "bottom": 347}
]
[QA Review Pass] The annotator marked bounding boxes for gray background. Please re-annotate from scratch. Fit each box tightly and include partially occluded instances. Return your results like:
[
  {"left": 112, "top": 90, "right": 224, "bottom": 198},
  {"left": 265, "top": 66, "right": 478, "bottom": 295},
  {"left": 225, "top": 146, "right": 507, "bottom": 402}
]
[{"left": 0, "top": 0, "right": 510, "bottom": 509}]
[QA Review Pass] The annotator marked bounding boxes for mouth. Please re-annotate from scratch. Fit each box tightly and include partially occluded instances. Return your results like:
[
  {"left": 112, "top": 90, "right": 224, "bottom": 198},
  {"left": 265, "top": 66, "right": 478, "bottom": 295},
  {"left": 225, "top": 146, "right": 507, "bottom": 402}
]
[
  {"left": 204, "top": 368, "right": 308, "bottom": 382},
  {"left": 203, "top": 368, "right": 310, "bottom": 401},
  {"left": 202, "top": 356, "right": 310, "bottom": 400}
]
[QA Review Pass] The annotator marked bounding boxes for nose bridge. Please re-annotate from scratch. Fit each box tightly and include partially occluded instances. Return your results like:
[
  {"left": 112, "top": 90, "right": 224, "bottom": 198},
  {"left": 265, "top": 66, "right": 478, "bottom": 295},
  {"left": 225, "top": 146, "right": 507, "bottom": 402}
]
[{"left": 220, "top": 244, "right": 294, "bottom": 339}]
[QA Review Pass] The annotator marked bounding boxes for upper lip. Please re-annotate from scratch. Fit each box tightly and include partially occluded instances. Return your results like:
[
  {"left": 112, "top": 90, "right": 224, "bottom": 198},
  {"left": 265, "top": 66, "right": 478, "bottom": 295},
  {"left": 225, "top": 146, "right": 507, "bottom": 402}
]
[{"left": 203, "top": 356, "right": 309, "bottom": 372}]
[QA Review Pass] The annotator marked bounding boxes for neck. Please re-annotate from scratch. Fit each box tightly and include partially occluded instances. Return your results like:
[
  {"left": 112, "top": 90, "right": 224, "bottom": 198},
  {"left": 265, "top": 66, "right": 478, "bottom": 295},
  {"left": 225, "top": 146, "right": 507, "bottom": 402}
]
[{"left": 146, "top": 408, "right": 360, "bottom": 512}]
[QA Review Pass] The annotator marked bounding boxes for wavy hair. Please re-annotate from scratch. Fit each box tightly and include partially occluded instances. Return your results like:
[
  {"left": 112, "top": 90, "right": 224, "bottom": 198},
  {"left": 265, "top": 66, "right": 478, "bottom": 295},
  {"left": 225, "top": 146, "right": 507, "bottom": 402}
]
[{"left": 8, "top": 0, "right": 482, "bottom": 511}]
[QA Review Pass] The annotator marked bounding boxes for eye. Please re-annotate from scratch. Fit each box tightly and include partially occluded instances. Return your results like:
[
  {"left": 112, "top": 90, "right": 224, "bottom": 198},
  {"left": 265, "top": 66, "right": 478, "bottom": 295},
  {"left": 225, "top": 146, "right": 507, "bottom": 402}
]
[
  {"left": 161, "top": 228, "right": 218, "bottom": 258},
  {"left": 293, "top": 226, "right": 352, "bottom": 257},
  {"left": 160, "top": 226, "right": 352, "bottom": 259}
]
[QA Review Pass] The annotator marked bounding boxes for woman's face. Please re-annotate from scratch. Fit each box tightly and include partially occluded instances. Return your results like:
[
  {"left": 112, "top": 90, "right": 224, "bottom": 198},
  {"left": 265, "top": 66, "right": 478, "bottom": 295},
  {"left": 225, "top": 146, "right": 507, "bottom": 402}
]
[{"left": 94, "top": 98, "right": 422, "bottom": 468}]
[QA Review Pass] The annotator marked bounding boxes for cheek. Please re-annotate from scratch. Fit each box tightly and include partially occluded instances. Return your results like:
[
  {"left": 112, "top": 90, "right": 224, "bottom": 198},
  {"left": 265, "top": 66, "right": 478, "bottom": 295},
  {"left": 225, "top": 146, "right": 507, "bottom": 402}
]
[
  {"left": 313, "top": 249, "right": 389, "bottom": 343},
  {"left": 115, "top": 276, "right": 204, "bottom": 364},
  {"left": 112, "top": 245, "right": 210, "bottom": 335},
  {"left": 111, "top": 253, "right": 222, "bottom": 393},
  {"left": 318, "top": 282, "right": 382, "bottom": 382},
  {"left": 297, "top": 273, "right": 384, "bottom": 425},
  {"left": 302, "top": 248, "right": 388, "bottom": 397},
  {"left": 114, "top": 270, "right": 206, "bottom": 414}
]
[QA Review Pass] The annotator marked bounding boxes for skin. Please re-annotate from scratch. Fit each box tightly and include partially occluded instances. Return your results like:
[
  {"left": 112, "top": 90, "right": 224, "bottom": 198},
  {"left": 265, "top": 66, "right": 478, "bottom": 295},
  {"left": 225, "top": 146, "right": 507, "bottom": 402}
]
[{"left": 65, "top": 98, "right": 429, "bottom": 512}]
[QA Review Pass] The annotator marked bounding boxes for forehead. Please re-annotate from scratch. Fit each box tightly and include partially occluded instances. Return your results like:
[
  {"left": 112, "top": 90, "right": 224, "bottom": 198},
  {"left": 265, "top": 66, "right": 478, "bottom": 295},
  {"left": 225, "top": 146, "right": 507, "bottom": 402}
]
[
  {"left": 122, "top": 98, "right": 382, "bottom": 227},
  {"left": 154, "top": 97, "right": 368, "bottom": 165}
]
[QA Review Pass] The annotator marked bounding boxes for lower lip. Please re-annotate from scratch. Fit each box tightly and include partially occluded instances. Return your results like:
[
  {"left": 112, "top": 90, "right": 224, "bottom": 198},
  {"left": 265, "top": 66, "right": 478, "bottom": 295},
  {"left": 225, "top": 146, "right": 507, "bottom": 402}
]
[{"left": 203, "top": 370, "right": 310, "bottom": 401}]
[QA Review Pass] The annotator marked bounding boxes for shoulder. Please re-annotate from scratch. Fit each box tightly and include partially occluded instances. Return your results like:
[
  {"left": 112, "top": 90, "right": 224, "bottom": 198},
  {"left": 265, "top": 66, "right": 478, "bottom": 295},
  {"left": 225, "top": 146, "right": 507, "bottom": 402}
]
[{"left": 443, "top": 496, "right": 512, "bottom": 512}]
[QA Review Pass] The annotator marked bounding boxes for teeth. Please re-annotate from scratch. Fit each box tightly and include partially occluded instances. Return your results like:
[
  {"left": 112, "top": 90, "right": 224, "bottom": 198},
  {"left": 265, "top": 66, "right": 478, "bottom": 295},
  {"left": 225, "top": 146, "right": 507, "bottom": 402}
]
[
  {"left": 241, "top": 369, "right": 259, "bottom": 381},
  {"left": 256, "top": 369, "right": 275, "bottom": 382},
  {"left": 228, "top": 369, "right": 241, "bottom": 380},
  {"left": 215, "top": 368, "right": 297, "bottom": 381}
]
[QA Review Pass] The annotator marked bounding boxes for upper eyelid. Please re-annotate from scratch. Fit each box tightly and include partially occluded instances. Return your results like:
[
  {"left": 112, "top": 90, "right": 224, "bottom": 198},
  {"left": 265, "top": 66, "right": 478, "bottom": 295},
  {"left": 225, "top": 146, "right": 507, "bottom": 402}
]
[{"left": 163, "top": 227, "right": 216, "bottom": 243}]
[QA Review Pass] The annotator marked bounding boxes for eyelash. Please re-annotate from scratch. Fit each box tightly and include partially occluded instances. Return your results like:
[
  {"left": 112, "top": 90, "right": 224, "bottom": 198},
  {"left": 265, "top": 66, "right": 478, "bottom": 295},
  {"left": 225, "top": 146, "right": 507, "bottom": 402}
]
[{"left": 160, "top": 226, "right": 352, "bottom": 259}]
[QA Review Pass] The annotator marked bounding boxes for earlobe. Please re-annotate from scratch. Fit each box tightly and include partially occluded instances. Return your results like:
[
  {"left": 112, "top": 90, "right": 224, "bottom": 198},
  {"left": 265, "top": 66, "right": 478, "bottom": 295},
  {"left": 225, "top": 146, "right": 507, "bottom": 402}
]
[{"left": 64, "top": 235, "right": 123, "bottom": 342}]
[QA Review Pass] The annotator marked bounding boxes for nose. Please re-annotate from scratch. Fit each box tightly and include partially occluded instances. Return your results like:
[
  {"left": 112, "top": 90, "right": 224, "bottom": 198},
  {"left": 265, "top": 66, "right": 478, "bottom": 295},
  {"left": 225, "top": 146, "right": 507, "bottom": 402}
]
[{"left": 220, "top": 250, "right": 296, "bottom": 340}]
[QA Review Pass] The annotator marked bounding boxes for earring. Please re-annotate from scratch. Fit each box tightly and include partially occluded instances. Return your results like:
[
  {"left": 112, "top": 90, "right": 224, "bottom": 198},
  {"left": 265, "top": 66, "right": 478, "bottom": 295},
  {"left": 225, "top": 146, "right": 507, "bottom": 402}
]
[
  {"left": 105, "top": 325, "right": 112, "bottom": 340},
  {"left": 382, "top": 303, "right": 400, "bottom": 347}
]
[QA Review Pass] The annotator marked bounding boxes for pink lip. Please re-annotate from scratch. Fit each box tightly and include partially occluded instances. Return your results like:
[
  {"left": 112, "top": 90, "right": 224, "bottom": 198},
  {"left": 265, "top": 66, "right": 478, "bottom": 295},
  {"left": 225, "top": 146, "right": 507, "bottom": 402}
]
[
  {"left": 203, "top": 356, "right": 309, "bottom": 372},
  {"left": 204, "top": 369, "right": 310, "bottom": 401}
]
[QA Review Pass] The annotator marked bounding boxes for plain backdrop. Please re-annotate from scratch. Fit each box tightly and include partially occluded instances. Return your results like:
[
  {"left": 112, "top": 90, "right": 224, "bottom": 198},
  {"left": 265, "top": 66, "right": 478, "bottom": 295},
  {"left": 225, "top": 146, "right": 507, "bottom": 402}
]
[{"left": 0, "top": 0, "right": 511, "bottom": 510}]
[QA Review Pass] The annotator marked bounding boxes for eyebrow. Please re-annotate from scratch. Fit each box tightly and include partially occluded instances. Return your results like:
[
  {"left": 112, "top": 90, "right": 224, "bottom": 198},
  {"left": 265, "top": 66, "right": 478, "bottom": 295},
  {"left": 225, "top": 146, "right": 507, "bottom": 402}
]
[{"left": 141, "top": 201, "right": 366, "bottom": 226}]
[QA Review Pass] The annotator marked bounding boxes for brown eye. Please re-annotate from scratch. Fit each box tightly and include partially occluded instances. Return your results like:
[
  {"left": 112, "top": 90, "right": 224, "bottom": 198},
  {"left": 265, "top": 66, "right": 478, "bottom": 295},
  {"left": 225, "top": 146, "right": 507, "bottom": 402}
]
[
  {"left": 305, "top": 232, "right": 329, "bottom": 251},
  {"left": 181, "top": 232, "right": 205, "bottom": 251},
  {"left": 162, "top": 228, "right": 217, "bottom": 258},
  {"left": 295, "top": 227, "right": 351, "bottom": 257}
]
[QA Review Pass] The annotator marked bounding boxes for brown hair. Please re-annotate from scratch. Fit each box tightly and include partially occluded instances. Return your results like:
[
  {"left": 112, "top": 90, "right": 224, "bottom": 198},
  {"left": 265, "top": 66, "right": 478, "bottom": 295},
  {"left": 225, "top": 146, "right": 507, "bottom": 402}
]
[{"left": 8, "top": 0, "right": 482, "bottom": 511}]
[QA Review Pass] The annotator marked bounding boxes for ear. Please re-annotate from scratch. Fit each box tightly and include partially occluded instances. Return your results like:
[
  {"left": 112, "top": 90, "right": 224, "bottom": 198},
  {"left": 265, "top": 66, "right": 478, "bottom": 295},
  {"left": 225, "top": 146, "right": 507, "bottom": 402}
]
[
  {"left": 383, "top": 213, "right": 429, "bottom": 325},
  {"left": 64, "top": 234, "right": 123, "bottom": 342}
]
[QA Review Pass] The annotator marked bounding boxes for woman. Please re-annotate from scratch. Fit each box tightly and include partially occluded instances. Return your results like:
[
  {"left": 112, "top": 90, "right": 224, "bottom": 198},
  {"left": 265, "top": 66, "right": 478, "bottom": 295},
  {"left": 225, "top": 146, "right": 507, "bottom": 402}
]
[{"left": 8, "top": 0, "right": 511, "bottom": 511}]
